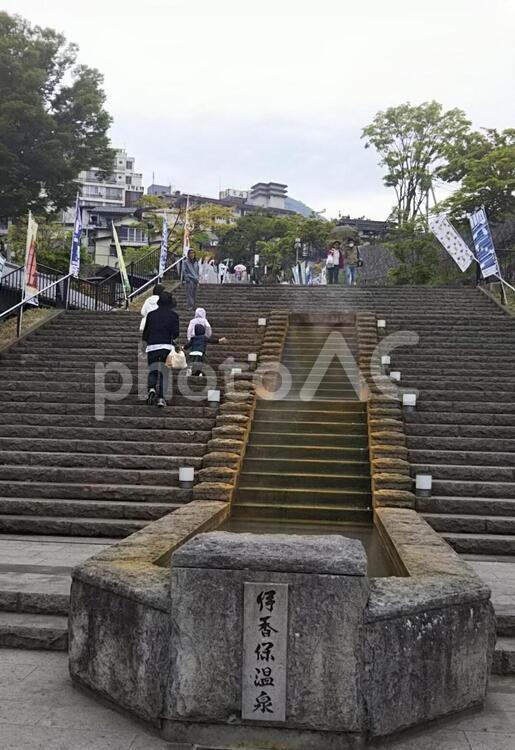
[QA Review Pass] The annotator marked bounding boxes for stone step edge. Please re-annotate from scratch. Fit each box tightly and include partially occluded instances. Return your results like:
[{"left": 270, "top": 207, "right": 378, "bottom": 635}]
[{"left": 0, "top": 611, "right": 68, "bottom": 651}]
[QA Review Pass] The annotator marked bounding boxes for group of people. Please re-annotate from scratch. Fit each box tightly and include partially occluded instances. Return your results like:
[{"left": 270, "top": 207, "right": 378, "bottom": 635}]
[
  {"left": 140, "top": 282, "right": 226, "bottom": 408},
  {"left": 325, "top": 240, "right": 361, "bottom": 286}
]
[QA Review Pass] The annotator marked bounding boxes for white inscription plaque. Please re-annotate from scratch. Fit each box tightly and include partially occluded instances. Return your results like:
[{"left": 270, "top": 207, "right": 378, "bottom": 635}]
[{"left": 241, "top": 582, "right": 288, "bottom": 722}]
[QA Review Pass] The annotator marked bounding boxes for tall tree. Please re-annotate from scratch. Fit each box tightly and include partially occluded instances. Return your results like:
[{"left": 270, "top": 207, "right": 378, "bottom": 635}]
[
  {"left": 439, "top": 128, "right": 515, "bottom": 221},
  {"left": 362, "top": 101, "right": 471, "bottom": 225},
  {"left": 0, "top": 12, "right": 114, "bottom": 219}
]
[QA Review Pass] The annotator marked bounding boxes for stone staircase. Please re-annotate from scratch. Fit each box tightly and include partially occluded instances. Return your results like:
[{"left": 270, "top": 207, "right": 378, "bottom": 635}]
[
  {"left": 0, "top": 295, "right": 264, "bottom": 648},
  {"left": 375, "top": 297, "right": 515, "bottom": 672},
  {"left": 1, "top": 283, "right": 514, "bottom": 659},
  {"left": 232, "top": 319, "right": 372, "bottom": 525}
]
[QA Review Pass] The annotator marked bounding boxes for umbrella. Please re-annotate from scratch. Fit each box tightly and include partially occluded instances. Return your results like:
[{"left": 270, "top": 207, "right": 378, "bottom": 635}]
[
  {"left": 329, "top": 224, "right": 360, "bottom": 243},
  {"left": 234, "top": 264, "right": 247, "bottom": 272}
]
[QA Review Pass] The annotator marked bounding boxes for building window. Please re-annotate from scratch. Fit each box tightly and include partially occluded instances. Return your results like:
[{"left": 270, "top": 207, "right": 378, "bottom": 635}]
[
  {"left": 126, "top": 161, "right": 133, "bottom": 170},
  {"left": 118, "top": 226, "right": 146, "bottom": 243},
  {"left": 126, "top": 176, "right": 132, "bottom": 186},
  {"left": 105, "top": 187, "right": 123, "bottom": 200}
]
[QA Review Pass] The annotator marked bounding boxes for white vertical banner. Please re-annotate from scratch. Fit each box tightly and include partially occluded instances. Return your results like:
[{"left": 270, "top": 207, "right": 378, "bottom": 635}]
[
  {"left": 428, "top": 213, "right": 475, "bottom": 272},
  {"left": 24, "top": 211, "right": 39, "bottom": 305},
  {"left": 183, "top": 195, "right": 190, "bottom": 256},
  {"left": 468, "top": 207, "right": 500, "bottom": 279},
  {"left": 158, "top": 215, "right": 168, "bottom": 277}
]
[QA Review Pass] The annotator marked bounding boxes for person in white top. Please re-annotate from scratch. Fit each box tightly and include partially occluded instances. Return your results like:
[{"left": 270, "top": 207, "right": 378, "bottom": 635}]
[{"left": 139, "top": 283, "right": 164, "bottom": 332}]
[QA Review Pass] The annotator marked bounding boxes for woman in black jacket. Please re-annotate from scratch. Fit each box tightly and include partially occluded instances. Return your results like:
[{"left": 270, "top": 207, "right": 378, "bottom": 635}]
[{"left": 142, "top": 291, "right": 180, "bottom": 407}]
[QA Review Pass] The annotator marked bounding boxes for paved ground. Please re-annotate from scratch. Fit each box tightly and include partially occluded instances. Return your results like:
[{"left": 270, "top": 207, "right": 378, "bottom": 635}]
[
  {"left": 0, "top": 534, "right": 115, "bottom": 604},
  {"left": 0, "top": 648, "right": 512, "bottom": 750},
  {"left": 464, "top": 555, "right": 515, "bottom": 614}
]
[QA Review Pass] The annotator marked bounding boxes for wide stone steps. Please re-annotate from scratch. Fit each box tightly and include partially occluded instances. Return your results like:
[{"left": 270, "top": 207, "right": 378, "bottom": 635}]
[
  {"left": 409, "top": 449, "right": 515, "bottom": 467},
  {"left": 418, "top": 496, "right": 515, "bottom": 516},
  {"left": 415, "top": 402, "right": 515, "bottom": 415},
  {"left": 0, "top": 437, "right": 206, "bottom": 457},
  {"left": 401, "top": 377, "right": 515, "bottom": 390},
  {"left": 407, "top": 436, "right": 515, "bottom": 452},
  {"left": 0, "top": 514, "right": 149, "bottom": 538},
  {"left": 5, "top": 401, "right": 216, "bottom": 417},
  {"left": 0, "top": 413, "right": 215, "bottom": 430},
  {"left": 0, "top": 424, "right": 211, "bottom": 443},
  {"left": 0, "top": 611, "right": 68, "bottom": 650},
  {"left": 244, "top": 419, "right": 367, "bottom": 435},
  {"left": 0, "top": 450, "right": 203, "bottom": 470},
  {"left": 0, "top": 480, "right": 191, "bottom": 503},
  {"left": 412, "top": 464, "right": 515, "bottom": 482},
  {"left": 238, "top": 470, "right": 371, "bottom": 491},
  {"left": 424, "top": 513, "right": 515, "bottom": 535},
  {"left": 429, "top": 479, "right": 515, "bottom": 499},
  {"left": 407, "top": 413, "right": 515, "bottom": 427},
  {"left": 231, "top": 502, "right": 372, "bottom": 524},
  {"left": 442, "top": 532, "right": 515, "bottom": 555},
  {"left": 0, "top": 465, "right": 185, "bottom": 488},
  {"left": 257, "top": 400, "right": 366, "bottom": 414},
  {"left": 0, "top": 570, "right": 69, "bottom": 615},
  {"left": 245, "top": 444, "right": 369, "bottom": 461},
  {"left": 0, "top": 497, "right": 175, "bottom": 520},
  {"left": 248, "top": 431, "right": 368, "bottom": 448},
  {"left": 242, "top": 456, "right": 370, "bottom": 475},
  {"left": 492, "top": 638, "right": 515, "bottom": 675},
  {"left": 253, "top": 410, "right": 367, "bottom": 424}
]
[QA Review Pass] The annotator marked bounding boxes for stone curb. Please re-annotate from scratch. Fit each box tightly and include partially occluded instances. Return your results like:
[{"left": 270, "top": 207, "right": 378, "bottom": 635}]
[{"left": 356, "top": 312, "right": 415, "bottom": 509}]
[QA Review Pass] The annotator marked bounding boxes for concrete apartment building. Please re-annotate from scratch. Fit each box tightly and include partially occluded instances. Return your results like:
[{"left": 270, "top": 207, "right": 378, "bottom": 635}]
[{"left": 78, "top": 149, "right": 144, "bottom": 208}]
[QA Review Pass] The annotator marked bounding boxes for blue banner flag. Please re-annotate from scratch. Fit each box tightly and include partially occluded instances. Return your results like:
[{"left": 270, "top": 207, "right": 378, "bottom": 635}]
[
  {"left": 468, "top": 207, "right": 500, "bottom": 279},
  {"left": 159, "top": 216, "right": 168, "bottom": 277},
  {"left": 69, "top": 194, "right": 82, "bottom": 278}
]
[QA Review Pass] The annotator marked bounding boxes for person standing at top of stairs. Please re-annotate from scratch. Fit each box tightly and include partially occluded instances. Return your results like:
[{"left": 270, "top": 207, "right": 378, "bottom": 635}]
[
  {"left": 183, "top": 249, "right": 200, "bottom": 311},
  {"left": 142, "top": 291, "right": 180, "bottom": 408},
  {"left": 139, "top": 283, "right": 164, "bottom": 331}
]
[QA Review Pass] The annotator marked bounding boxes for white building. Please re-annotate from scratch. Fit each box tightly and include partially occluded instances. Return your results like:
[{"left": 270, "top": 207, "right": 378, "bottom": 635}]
[
  {"left": 78, "top": 149, "right": 144, "bottom": 208},
  {"left": 247, "top": 182, "right": 288, "bottom": 210}
]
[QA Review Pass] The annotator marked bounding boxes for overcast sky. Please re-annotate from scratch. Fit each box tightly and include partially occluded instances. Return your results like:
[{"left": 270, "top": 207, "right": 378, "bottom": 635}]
[{"left": 3, "top": 0, "right": 515, "bottom": 218}]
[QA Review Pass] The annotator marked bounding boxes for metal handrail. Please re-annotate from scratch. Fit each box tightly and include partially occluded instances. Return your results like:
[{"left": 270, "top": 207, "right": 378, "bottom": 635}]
[
  {"left": 0, "top": 273, "right": 73, "bottom": 321},
  {"left": 126, "top": 255, "right": 184, "bottom": 304}
]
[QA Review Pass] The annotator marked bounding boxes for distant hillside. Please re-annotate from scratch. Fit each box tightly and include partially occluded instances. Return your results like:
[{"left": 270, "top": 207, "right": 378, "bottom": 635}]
[{"left": 285, "top": 196, "right": 317, "bottom": 217}]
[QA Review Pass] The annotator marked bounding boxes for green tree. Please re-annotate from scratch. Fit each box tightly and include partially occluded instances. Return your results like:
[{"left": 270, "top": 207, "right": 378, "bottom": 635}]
[
  {"left": 439, "top": 129, "right": 515, "bottom": 221},
  {"left": 0, "top": 12, "right": 114, "bottom": 219},
  {"left": 185, "top": 203, "right": 235, "bottom": 248},
  {"left": 218, "top": 212, "right": 334, "bottom": 267},
  {"left": 7, "top": 217, "right": 89, "bottom": 271},
  {"left": 385, "top": 221, "right": 474, "bottom": 286},
  {"left": 362, "top": 101, "right": 471, "bottom": 225}
]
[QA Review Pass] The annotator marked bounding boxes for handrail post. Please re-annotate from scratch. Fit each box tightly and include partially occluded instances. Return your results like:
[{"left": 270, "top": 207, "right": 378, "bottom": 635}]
[
  {"left": 64, "top": 276, "right": 71, "bottom": 310},
  {"left": 16, "top": 305, "right": 23, "bottom": 338}
]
